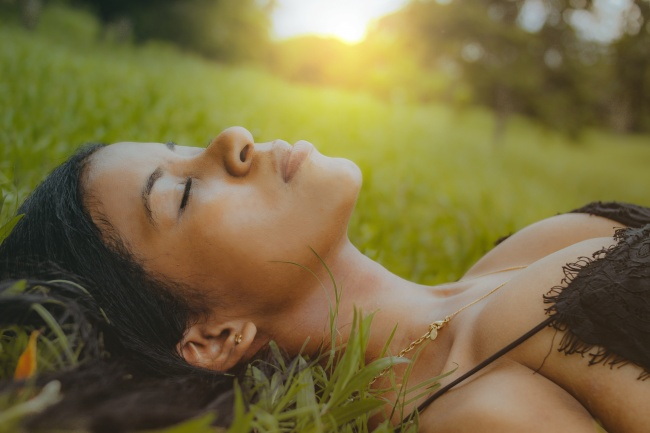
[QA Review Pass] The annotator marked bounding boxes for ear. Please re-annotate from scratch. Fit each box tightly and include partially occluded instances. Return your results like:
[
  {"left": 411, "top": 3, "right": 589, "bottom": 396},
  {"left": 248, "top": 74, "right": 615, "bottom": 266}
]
[{"left": 177, "top": 320, "right": 257, "bottom": 371}]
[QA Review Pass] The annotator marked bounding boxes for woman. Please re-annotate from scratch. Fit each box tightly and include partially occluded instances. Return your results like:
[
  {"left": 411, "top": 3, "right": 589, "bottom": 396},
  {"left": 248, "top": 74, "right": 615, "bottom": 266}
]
[{"left": 2, "top": 126, "right": 649, "bottom": 432}]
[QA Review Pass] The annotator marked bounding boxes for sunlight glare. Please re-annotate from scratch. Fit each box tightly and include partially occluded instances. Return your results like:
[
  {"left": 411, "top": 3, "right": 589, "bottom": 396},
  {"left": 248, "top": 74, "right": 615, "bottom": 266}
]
[{"left": 271, "top": 0, "right": 410, "bottom": 44}]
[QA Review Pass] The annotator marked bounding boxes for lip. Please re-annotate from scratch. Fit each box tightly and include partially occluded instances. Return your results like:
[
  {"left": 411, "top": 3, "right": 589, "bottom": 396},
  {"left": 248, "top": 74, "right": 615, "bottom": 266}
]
[{"left": 283, "top": 140, "right": 314, "bottom": 182}]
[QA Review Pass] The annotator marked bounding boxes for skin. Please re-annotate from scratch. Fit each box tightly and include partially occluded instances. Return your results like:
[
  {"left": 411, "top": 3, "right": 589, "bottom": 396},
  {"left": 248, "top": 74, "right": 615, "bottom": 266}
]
[{"left": 86, "top": 127, "right": 649, "bottom": 432}]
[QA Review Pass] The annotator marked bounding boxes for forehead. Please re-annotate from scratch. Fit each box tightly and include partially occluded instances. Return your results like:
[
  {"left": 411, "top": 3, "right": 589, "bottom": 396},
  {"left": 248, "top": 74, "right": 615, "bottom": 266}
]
[
  {"left": 84, "top": 142, "right": 168, "bottom": 240},
  {"left": 88, "top": 142, "right": 167, "bottom": 178}
]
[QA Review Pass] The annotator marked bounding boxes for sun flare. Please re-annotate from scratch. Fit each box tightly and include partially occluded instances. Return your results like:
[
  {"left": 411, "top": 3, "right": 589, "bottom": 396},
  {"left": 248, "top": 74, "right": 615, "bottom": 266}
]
[{"left": 271, "top": 0, "right": 409, "bottom": 44}]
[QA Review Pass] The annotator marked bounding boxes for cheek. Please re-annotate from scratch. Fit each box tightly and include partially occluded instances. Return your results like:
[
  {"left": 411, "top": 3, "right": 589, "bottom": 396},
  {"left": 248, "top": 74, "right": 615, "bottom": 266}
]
[
  {"left": 183, "top": 223, "right": 302, "bottom": 304},
  {"left": 184, "top": 196, "right": 284, "bottom": 271},
  {"left": 174, "top": 163, "right": 360, "bottom": 292}
]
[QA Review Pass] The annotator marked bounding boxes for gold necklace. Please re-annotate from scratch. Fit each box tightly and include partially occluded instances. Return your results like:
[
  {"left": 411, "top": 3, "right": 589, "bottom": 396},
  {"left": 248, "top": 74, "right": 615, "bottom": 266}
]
[{"left": 371, "top": 265, "right": 527, "bottom": 384}]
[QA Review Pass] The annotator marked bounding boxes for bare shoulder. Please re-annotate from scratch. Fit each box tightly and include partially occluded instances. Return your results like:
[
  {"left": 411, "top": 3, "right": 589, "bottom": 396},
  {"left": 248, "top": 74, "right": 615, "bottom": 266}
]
[
  {"left": 463, "top": 213, "right": 626, "bottom": 279},
  {"left": 416, "top": 359, "right": 599, "bottom": 433}
]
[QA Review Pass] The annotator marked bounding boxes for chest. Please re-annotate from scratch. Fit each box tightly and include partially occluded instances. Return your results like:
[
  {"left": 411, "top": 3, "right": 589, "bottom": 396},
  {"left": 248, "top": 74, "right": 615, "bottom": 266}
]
[
  {"left": 463, "top": 237, "right": 619, "bottom": 365},
  {"left": 414, "top": 359, "right": 597, "bottom": 433},
  {"left": 427, "top": 236, "right": 647, "bottom": 430},
  {"left": 407, "top": 237, "right": 594, "bottom": 397}
]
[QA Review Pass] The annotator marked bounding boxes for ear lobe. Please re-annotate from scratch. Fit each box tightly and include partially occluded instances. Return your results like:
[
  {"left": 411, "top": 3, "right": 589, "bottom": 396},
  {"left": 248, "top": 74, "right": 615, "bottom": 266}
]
[{"left": 177, "top": 321, "right": 257, "bottom": 372}]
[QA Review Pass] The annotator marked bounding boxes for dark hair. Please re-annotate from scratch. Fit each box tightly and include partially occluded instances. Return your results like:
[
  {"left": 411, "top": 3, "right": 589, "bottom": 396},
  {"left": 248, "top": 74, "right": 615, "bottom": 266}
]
[
  {"left": 0, "top": 279, "right": 238, "bottom": 432},
  {"left": 0, "top": 145, "right": 241, "bottom": 430},
  {"left": 0, "top": 144, "right": 211, "bottom": 373}
]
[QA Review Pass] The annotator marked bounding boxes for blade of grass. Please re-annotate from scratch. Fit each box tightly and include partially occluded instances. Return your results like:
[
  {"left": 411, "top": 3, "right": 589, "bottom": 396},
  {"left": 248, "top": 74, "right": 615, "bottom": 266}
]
[{"left": 30, "top": 303, "right": 76, "bottom": 365}]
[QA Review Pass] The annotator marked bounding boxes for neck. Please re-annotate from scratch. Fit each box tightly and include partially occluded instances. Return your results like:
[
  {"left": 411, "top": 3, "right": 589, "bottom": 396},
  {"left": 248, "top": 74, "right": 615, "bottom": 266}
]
[{"left": 262, "top": 239, "right": 466, "bottom": 364}]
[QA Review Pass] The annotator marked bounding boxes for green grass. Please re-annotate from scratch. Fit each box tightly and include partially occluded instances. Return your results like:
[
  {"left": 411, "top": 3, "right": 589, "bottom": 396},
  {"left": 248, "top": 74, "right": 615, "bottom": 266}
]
[
  {"left": 1, "top": 4, "right": 650, "bottom": 431},
  {"left": 3, "top": 6, "right": 649, "bottom": 284},
  {"left": 3, "top": 5, "right": 650, "bottom": 283}
]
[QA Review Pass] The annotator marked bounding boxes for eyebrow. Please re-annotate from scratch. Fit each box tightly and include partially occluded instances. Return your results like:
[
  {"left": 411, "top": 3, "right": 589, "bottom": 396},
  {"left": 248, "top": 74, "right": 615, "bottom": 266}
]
[
  {"left": 142, "top": 167, "right": 164, "bottom": 226},
  {"left": 141, "top": 143, "right": 177, "bottom": 227}
]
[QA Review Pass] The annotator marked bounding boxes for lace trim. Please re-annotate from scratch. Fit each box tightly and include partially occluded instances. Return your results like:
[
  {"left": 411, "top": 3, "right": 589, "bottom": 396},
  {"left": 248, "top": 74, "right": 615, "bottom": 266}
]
[{"left": 544, "top": 227, "right": 650, "bottom": 380}]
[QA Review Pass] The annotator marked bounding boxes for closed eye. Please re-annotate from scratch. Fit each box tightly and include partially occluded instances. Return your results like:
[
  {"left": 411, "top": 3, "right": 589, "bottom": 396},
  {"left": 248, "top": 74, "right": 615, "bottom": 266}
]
[{"left": 179, "top": 177, "right": 192, "bottom": 213}]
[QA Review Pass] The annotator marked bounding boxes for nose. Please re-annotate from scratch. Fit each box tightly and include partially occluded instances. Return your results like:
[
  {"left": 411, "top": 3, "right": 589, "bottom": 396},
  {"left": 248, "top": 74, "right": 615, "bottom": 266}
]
[{"left": 207, "top": 126, "right": 255, "bottom": 177}]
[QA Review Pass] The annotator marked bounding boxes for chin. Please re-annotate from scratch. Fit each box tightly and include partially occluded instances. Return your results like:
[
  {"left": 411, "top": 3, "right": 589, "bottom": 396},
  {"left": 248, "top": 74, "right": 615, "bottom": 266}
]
[
  {"left": 326, "top": 156, "right": 362, "bottom": 219},
  {"left": 311, "top": 147, "right": 362, "bottom": 185},
  {"left": 297, "top": 151, "right": 361, "bottom": 221},
  {"left": 337, "top": 157, "right": 363, "bottom": 188}
]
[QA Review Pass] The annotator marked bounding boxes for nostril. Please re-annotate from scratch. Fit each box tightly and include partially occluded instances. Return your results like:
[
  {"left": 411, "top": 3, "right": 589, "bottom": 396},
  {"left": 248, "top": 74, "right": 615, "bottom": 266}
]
[{"left": 239, "top": 144, "right": 251, "bottom": 163}]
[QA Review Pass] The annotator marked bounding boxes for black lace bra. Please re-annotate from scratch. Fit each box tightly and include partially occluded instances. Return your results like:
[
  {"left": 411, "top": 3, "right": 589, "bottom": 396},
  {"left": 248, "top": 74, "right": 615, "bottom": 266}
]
[{"left": 400, "top": 201, "right": 650, "bottom": 429}]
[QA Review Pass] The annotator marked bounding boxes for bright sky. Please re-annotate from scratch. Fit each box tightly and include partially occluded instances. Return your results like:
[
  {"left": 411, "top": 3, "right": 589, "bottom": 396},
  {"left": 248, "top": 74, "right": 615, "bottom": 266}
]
[
  {"left": 271, "top": 0, "right": 411, "bottom": 44},
  {"left": 519, "top": 0, "right": 634, "bottom": 43},
  {"left": 569, "top": 0, "right": 637, "bottom": 43},
  {"left": 271, "top": 0, "right": 634, "bottom": 45}
]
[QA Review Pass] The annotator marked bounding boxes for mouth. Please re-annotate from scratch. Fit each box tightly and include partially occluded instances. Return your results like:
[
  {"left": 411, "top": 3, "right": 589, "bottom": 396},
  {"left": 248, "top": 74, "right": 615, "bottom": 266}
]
[{"left": 283, "top": 140, "right": 314, "bottom": 183}]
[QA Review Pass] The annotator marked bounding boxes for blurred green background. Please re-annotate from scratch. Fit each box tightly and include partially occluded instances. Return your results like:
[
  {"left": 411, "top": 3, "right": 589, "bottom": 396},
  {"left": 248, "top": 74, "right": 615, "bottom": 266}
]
[{"left": 1, "top": 0, "right": 650, "bottom": 283}]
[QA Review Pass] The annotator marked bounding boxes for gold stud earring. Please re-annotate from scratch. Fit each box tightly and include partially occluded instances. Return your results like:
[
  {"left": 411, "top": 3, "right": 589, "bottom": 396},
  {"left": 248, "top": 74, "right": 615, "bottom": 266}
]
[{"left": 234, "top": 333, "right": 243, "bottom": 345}]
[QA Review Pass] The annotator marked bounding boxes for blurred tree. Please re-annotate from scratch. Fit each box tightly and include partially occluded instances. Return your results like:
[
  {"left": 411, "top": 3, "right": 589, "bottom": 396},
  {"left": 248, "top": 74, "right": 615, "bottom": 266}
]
[
  {"left": 267, "top": 32, "right": 451, "bottom": 103},
  {"left": 531, "top": 0, "right": 649, "bottom": 133},
  {"left": 268, "top": 36, "right": 361, "bottom": 86},
  {"left": 608, "top": 0, "right": 650, "bottom": 132},
  {"left": 71, "top": 0, "right": 163, "bottom": 25},
  {"left": 71, "top": 0, "right": 171, "bottom": 25},
  {"left": 377, "top": 0, "right": 581, "bottom": 138},
  {"left": 0, "top": 0, "right": 43, "bottom": 29},
  {"left": 375, "top": 0, "right": 650, "bottom": 136},
  {"left": 68, "top": 0, "right": 272, "bottom": 62},
  {"left": 134, "top": 0, "right": 272, "bottom": 62}
]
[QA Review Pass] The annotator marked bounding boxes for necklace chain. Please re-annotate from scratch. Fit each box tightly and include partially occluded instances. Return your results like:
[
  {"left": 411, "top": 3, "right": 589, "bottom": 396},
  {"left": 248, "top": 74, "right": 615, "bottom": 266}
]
[
  {"left": 395, "top": 280, "right": 509, "bottom": 358},
  {"left": 370, "top": 265, "right": 527, "bottom": 384}
]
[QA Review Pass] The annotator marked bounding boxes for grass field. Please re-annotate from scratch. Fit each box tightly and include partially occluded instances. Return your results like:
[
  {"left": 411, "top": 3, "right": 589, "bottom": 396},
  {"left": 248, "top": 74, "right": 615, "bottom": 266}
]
[
  {"left": 1, "top": 5, "right": 650, "bottom": 432},
  {"left": 3, "top": 6, "right": 650, "bottom": 283}
]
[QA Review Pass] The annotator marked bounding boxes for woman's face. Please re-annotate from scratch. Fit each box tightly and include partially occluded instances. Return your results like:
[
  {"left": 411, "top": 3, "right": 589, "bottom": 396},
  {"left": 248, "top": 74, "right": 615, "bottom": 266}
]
[{"left": 84, "top": 127, "right": 362, "bottom": 316}]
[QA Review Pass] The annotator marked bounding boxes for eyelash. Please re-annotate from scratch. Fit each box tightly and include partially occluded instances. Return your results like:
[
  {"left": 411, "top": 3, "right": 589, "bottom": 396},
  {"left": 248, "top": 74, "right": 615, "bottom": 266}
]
[{"left": 179, "top": 177, "right": 192, "bottom": 211}]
